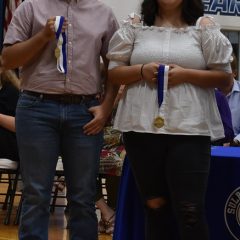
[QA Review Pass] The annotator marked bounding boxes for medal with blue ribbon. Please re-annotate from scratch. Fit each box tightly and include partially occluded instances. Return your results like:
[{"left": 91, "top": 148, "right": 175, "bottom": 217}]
[
  {"left": 54, "top": 16, "right": 67, "bottom": 74},
  {"left": 153, "top": 64, "right": 169, "bottom": 128}
]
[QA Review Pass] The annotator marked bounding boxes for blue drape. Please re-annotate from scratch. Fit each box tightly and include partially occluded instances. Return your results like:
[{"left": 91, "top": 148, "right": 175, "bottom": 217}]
[{"left": 113, "top": 157, "right": 145, "bottom": 240}]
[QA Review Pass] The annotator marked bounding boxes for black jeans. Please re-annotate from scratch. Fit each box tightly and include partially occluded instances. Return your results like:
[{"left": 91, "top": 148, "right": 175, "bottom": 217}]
[{"left": 123, "top": 132, "right": 210, "bottom": 240}]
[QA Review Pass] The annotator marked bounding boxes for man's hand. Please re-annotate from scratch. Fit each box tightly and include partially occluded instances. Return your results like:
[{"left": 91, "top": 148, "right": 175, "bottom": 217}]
[
  {"left": 41, "top": 17, "right": 56, "bottom": 41},
  {"left": 83, "top": 105, "right": 108, "bottom": 135},
  {"left": 41, "top": 17, "right": 68, "bottom": 41}
]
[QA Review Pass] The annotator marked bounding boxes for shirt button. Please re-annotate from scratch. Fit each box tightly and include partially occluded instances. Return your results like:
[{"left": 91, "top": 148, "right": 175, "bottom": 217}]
[
  {"left": 66, "top": 78, "right": 70, "bottom": 82},
  {"left": 69, "top": 42, "right": 72, "bottom": 45},
  {"left": 68, "top": 23, "right": 72, "bottom": 27}
]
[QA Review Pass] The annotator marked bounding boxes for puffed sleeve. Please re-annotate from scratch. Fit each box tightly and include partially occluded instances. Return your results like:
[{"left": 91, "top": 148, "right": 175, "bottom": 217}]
[
  {"left": 106, "top": 20, "right": 136, "bottom": 69},
  {"left": 197, "top": 16, "right": 232, "bottom": 73}
]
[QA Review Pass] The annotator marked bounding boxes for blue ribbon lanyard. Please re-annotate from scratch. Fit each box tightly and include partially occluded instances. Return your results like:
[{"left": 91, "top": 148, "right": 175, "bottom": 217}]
[
  {"left": 157, "top": 64, "right": 165, "bottom": 108},
  {"left": 153, "top": 64, "right": 169, "bottom": 128},
  {"left": 54, "top": 16, "right": 67, "bottom": 74}
]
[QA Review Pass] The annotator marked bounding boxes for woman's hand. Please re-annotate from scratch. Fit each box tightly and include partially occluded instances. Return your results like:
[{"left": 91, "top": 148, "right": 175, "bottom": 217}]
[
  {"left": 141, "top": 62, "right": 160, "bottom": 84},
  {"left": 168, "top": 64, "right": 187, "bottom": 88},
  {"left": 142, "top": 63, "right": 187, "bottom": 88}
]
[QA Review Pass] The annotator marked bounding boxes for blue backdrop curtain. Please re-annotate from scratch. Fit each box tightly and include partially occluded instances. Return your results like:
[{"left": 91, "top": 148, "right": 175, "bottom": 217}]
[{"left": 0, "top": 0, "right": 5, "bottom": 51}]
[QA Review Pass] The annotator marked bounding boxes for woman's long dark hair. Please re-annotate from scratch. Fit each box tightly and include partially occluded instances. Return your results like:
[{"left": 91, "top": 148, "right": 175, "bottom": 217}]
[{"left": 141, "top": 0, "right": 204, "bottom": 26}]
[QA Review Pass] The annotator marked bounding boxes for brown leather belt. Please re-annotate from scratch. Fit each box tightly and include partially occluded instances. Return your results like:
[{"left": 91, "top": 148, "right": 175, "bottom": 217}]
[{"left": 23, "top": 90, "right": 98, "bottom": 104}]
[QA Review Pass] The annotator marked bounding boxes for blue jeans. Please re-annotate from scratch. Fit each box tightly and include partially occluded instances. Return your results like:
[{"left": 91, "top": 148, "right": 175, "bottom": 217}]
[{"left": 16, "top": 92, "right": 103, "bottom": 240}]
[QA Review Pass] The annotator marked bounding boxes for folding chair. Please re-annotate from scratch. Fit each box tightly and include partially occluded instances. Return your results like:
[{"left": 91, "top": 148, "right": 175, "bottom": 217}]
[
  {"left": 15, "top": 157, "right": 66, "bottom": 225},
  {"left": 0, "top": 158, "right": 20, "bottom": 225},
  {"left": 50, "top": 157, "right": 66, "bottom": 213}
]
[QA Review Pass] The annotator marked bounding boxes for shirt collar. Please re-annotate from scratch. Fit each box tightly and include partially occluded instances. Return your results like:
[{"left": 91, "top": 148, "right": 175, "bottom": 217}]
[
  {"left": 225, "top": 79, "right": 240, "bottom": 97},
  {"left": 232, "top": 79, "right": 240, "bottom": 93}
]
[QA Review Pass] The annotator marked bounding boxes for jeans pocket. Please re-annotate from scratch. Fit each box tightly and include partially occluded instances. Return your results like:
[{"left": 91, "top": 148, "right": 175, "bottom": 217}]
[{"left": 17, "top": 93, "right": 40, "bottom": 108}]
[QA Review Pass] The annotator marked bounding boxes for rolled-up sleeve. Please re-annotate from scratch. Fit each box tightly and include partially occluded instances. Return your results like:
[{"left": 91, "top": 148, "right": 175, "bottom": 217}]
[
  {"left": 101, "top": 12, "right": 119, "bottom": 58},
  {"left": 4, "top": 1, "right": 33, "bottom": 46}
]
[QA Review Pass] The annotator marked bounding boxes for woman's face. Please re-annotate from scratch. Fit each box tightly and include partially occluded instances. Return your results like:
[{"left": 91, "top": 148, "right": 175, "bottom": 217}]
[{"left": 157, "top": 0, "right": 183, "bottom": 10}]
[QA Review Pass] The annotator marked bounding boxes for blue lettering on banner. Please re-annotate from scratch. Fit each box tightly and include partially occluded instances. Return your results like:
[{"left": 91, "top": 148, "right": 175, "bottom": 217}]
[{"left": 203, "top": 0, "right": 240, "bottom": 16}]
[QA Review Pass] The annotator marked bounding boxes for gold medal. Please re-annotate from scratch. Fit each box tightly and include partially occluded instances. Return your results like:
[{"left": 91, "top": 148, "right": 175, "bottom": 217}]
[
  {"left": 55, "top": 47, "right": 60, "bottom": 59},
  {"left": 153, "top": 116, "right": 164, "bottom": 128}
]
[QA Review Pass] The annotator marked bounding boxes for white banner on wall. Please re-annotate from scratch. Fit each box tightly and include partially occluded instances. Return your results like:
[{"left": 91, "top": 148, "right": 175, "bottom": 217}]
[
  {"left": 102, "top": 0, "right": 240, "bottom": 31},
  {"left": 203, "top": 0, "right": 240, "bottom": 30},
  {"left": 101, "top": 0, "right": 141, "bottom": 22}
]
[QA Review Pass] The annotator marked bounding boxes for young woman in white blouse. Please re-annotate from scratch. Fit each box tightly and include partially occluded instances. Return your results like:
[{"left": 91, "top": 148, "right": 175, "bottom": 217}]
[{"left": 107, "top": 0, "right": 232, "bottom": 239}]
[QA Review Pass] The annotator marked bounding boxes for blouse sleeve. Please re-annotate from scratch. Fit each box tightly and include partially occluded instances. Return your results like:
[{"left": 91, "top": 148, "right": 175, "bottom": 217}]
[
  {"left": 106, "top": 20, "right": 136, "bottom": 69},
  {"left": 197, "top": 17, "right": 232, "bottom": 73}
]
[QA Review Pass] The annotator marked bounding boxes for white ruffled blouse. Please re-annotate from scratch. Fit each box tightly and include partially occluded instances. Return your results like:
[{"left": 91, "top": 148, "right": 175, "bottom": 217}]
[{"left": 107, "top": 16, "right": 232, "bottom": 140}]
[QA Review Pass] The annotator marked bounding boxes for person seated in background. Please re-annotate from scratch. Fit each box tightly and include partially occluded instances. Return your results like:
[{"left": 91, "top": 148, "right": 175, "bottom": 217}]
[
  {"left": 212, "top": 89, "right": 234, "bottom": 146},
  {"left": 0, "top": 57, "right": 20, "bottom": 162},
  {"left": 96, "top": 125, "right": 125, "bottom": 235},
  {"left": 96, "top": 84, "right": 126, "bottom": 235},
  {"left": 218, "top": 53, "right": 240, "bottom": 146}
]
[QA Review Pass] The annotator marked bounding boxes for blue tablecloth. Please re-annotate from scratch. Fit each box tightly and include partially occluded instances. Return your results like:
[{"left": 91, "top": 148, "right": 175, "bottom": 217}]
[
  {"left": 113, "top": 146, "right": 240, "bottom": 240},
  {"left": 206, "top": 146, "right": 240, "bottom": 240}
]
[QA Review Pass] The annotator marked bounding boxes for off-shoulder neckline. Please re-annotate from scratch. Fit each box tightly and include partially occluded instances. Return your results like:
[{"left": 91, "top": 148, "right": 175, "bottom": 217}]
[
  {"left": 122, "top": 21, "right": 220, "bottom": 33},
  {"left": 122, "top": 14, "right": 219, "bottom": 31}
]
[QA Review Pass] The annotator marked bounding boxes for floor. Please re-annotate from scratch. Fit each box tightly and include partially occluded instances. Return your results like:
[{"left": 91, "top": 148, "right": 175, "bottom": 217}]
[
  {"left": 0, "top": 184, "right": 112, "bottom": 240},
  {"left": 0, "top": 209, "right": 111, "bottom": 240}
]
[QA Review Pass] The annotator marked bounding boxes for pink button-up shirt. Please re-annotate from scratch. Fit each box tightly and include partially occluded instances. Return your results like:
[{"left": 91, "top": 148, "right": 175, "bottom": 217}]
[{"left": 4, "top": 0, "right": 119, "bottom": 94}]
